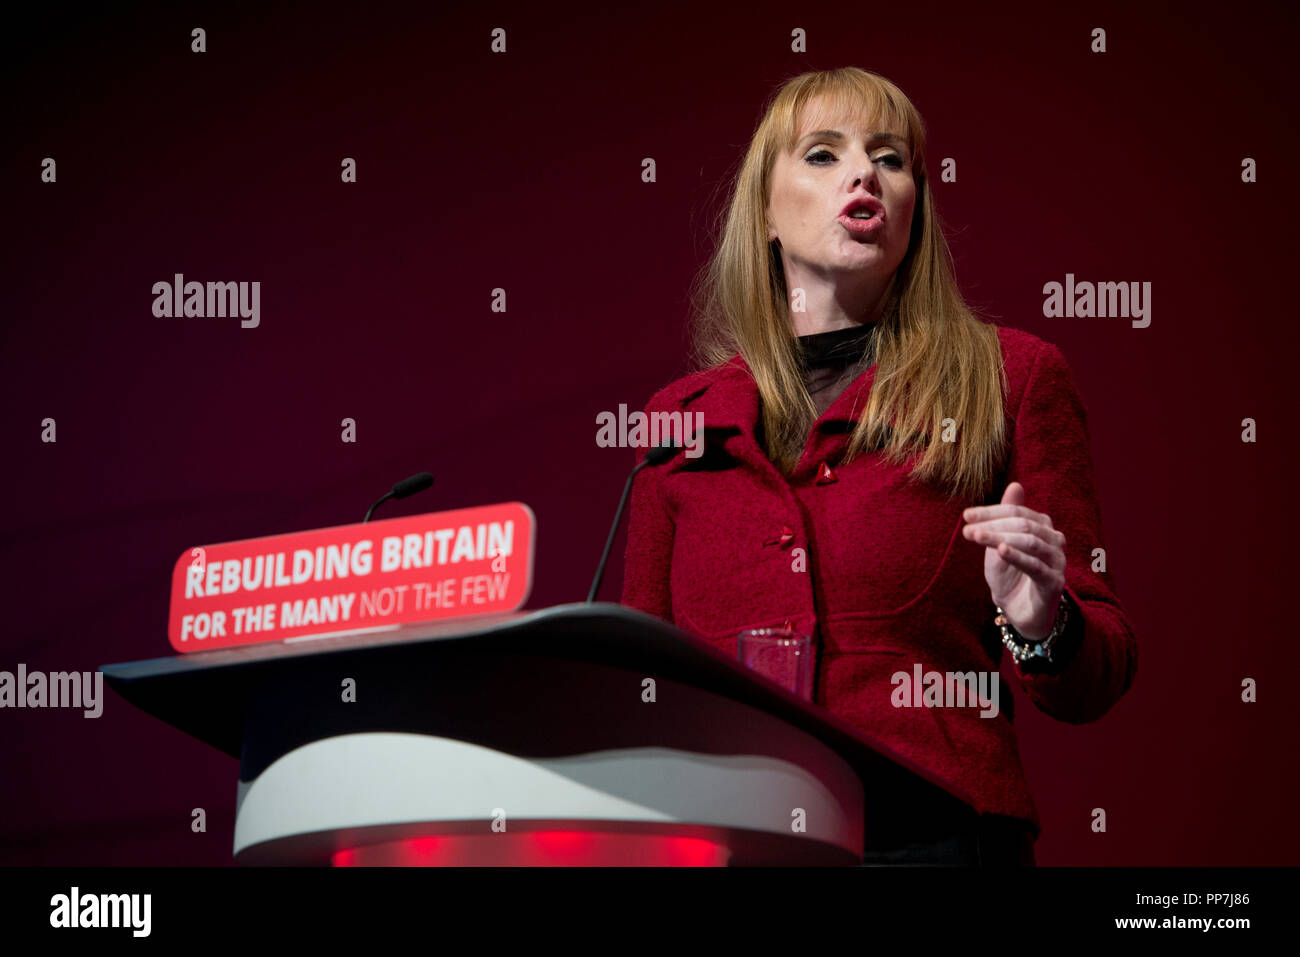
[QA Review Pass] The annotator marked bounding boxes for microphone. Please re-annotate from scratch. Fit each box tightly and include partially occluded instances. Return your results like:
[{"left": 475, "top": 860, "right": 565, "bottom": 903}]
[
  {"left": 587, "top": 441, "right": 681, "bottom": 603},
  {"left": 364, "top": 471, "right": 435, "bottom": 522}
]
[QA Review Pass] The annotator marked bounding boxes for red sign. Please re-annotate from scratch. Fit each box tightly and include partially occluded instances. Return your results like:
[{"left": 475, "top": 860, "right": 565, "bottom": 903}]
[{"left": 167, "top": 502, "right": 535, "bottom": 652}]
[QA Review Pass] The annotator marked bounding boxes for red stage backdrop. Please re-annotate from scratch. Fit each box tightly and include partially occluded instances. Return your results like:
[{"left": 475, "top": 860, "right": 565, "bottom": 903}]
[{"left": 1, "top": 0, "right": 1297, "bottom": 865}]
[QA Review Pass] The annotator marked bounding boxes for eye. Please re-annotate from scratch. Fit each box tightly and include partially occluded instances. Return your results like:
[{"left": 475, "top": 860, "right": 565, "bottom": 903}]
[{"left": 804, "top": 149, "right": 905, "bottom": 168}]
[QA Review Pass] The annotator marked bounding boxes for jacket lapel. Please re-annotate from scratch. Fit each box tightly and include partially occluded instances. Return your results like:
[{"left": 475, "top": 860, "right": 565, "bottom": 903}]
[{"left": 672, "top": 354, "right": 878, "bottom": 482}]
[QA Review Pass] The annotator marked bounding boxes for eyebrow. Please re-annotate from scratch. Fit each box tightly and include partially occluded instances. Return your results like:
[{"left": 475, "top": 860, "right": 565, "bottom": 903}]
[{"left": 798, "top": 129, "right": 908, "bottom": 151}]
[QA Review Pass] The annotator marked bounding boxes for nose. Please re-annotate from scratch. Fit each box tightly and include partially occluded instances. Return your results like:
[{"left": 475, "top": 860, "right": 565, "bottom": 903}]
[{"left": 850, "top": 163, "right": 879, "bottom": 194}]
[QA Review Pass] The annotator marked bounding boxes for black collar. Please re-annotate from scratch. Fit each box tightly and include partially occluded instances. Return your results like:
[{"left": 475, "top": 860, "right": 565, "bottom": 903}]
[{"left": 796, "top": 323, "right": 875, "bottom": 369}]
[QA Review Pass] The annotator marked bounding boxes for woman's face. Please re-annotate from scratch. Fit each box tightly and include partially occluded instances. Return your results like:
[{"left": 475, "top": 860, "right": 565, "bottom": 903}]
[{"left": 766, "top": 97, "right": 917, "bottom": 285}]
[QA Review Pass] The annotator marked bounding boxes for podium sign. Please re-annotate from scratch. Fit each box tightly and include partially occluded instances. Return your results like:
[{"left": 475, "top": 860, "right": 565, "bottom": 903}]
[{"left": 167, "top": 502, "right": 535, "bottom": 652}]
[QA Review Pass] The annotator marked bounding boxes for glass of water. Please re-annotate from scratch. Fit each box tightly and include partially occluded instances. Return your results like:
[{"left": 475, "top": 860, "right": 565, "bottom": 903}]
[{"left": 737, "top": 626, "right": 814, "bottom": 700}]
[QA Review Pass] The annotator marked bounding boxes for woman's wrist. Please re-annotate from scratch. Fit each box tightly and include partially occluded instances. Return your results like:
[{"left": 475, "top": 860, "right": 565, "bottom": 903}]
[{"left": 997, "top": 590, "right": 1077, "bottom": 669}]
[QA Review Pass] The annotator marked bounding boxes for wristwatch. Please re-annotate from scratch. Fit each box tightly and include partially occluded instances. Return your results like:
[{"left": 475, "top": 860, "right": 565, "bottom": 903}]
[{"left": 996, "top": 591, "right": 1075, "bottom": 667}]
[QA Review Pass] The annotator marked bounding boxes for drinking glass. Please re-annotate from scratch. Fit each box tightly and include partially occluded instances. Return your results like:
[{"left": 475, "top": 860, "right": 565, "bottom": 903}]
[{"left": 737, "top": 626, "right": 814, "bottom": 700}]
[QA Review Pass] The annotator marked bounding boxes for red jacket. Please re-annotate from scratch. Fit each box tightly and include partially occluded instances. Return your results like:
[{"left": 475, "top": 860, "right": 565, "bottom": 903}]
[{"left": 620, "top": 324, "right": 1138, "bottom": 833}]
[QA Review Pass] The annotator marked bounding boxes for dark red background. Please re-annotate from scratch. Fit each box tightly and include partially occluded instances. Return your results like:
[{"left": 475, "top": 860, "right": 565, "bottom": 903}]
[{"left": 2, "top": 0, "right": 1297, "bottom": 865}]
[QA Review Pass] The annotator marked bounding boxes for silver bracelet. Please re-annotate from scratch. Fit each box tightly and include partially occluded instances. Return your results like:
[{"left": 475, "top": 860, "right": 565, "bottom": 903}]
[{"left": 996, "top": 592, "right": 1071, "bottom": 666}]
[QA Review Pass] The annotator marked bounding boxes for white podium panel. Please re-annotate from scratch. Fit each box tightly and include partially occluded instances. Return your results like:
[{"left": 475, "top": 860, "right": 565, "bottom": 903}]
[{"left": 235, "top": 732, "right": 863, "bottom": 866}]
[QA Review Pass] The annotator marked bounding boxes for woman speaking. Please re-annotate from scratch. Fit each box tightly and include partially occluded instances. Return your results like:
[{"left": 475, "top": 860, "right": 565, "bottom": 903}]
[{"left": 621, "top": 67, "right": 1138, "bottom": 866}]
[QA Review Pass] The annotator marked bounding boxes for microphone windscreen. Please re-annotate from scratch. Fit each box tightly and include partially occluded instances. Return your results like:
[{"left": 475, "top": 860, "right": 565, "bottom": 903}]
[
  {"left": 644, "top": 442, "right": 681, "bottom": 466},
  {"left": 391, "top": 472, "right": 435, "bottom": 499}
]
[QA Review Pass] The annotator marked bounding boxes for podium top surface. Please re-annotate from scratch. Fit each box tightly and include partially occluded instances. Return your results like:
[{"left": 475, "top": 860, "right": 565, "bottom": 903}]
[{"left": 99, "top": 602, "right": 977, "bottom": 811}]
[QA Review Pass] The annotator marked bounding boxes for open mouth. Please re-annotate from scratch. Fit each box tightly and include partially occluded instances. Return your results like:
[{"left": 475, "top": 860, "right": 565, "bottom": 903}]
[{"left": 838, "top": 210, "right": 884, "bottom": 234}]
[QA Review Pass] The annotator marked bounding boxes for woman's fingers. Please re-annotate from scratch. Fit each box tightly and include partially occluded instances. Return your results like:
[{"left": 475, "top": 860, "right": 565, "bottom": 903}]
[
  {"left": 962, "top": 503, "right": 1055, "bottom": 529},
  {"left": 989, "top": 542, "right": 1066, "bottom": 593},
  {"left": 961, "top": 517, "right": 1066, "bottom": 553},
  {"left": 965, "top": 527, "right": 1061, "bottom": 566}
]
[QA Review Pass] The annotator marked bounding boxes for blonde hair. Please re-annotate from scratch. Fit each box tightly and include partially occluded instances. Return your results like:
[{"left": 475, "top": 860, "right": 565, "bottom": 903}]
[{"left": 688, "top": 66, "right": 1007, "bottom": 503}]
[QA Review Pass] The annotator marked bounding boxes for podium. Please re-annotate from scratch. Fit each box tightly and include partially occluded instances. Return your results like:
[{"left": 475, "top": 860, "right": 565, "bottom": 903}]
[{"left": 100, "top": 602, "right": 977, "bottom": 866}]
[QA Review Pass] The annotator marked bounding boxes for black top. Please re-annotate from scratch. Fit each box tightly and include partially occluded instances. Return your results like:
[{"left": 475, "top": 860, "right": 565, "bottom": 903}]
[{"left": 795, "top": 322, "right": 876, "bottom": 416}]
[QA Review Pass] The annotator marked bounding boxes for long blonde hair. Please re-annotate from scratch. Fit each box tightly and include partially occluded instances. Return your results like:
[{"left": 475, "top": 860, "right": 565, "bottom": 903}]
[{"left": 688, "top": 67, "right": 1007, "bottom": 503}]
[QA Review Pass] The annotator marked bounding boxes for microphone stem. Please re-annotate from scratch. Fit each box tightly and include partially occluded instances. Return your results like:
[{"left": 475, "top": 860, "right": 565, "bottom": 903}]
[
  {"left": 364, "top": 492, "right": 393, "bottom": 523},
  {"left": 587, "top": 461, "right": 647, "bottom": 603}
]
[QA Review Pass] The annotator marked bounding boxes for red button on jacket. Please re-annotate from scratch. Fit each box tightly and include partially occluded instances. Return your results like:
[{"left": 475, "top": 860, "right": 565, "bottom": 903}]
[{"left": 621, "top": 324, "right": 1139, "bottom": 834}]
